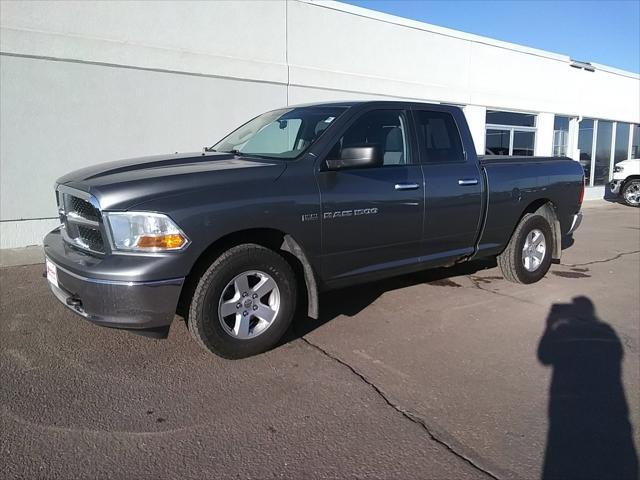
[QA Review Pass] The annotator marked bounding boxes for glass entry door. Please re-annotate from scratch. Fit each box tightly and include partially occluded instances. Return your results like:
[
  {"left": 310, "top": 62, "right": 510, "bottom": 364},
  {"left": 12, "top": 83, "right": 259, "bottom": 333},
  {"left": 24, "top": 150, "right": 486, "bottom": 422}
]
[
  {"left": 578, "top": 118, "right": 631, "bottom": 187},
  {"left": 578, "top": 119, "right": 594, "bottom": 185},
  {"left": 594, "top": 121, "right": 613, "bottom": 185}
]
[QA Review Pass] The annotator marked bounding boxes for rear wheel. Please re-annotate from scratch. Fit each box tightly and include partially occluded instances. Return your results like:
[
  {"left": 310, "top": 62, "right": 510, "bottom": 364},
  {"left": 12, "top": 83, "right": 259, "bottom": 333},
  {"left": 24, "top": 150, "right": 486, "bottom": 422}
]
[
  {"left": 622, "top": 179, "right": 640, "bottom": 207},
  {"left": 497, "top": 214, "right": 553, "bottom": 284},
  {"left": 188, "top": 244, "right": 297, "bottom": 359}
]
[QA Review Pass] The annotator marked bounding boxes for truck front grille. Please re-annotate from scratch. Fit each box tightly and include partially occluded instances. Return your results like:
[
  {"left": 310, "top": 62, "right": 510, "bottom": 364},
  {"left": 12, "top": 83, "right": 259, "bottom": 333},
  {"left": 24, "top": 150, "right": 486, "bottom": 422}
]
[
  {"left": 77, "top": 225, "right": 105, "bottom": 252},
  {"left": 57, "top": 188, "right": 107, "bottom": 254},
  {"left": 69, "top": 196, "right": 101, "bottom": 222}
]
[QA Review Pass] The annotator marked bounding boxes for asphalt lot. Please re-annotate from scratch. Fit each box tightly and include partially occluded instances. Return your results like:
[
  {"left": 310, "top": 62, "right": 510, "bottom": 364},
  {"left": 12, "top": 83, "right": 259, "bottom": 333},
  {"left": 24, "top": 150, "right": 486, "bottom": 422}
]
[{"left": 1, "top": 200, "right": 639, "bottom": 480}]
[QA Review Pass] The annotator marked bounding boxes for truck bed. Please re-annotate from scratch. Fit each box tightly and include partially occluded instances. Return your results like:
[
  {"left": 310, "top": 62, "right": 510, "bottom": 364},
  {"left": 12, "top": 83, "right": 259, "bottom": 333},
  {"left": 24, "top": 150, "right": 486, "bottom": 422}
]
[{"left": 474, "top": 155, "right": 584, "bottom": 260}]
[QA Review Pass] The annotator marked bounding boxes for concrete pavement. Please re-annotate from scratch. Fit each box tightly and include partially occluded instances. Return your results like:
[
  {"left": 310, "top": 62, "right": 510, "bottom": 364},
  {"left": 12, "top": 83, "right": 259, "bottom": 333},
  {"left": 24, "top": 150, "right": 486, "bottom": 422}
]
[{"left": 1, "top": 200, "right": 638, "bottom": 479}]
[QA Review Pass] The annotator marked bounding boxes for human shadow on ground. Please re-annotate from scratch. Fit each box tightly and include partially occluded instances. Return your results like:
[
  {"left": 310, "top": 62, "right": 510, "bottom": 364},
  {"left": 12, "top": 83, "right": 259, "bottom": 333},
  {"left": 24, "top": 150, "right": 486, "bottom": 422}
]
[{"left": 537, "top": 296, "right": 638, "bottom": 480}]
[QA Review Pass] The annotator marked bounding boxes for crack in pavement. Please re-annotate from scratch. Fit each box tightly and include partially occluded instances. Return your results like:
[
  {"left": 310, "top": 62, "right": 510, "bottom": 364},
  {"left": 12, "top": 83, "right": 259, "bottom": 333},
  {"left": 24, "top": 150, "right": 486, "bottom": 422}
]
[
  {"left": 298, "top": 336, "right": 504, "bottom": 480},
  {"left": 466, "top": 276, "right": 539, "bottom": 306},
  {"left": 560, "top": 250, "right": 639, "bottom": 268},
  {"left": 465, "top": 250, "right": 640, "bottom": 303}
]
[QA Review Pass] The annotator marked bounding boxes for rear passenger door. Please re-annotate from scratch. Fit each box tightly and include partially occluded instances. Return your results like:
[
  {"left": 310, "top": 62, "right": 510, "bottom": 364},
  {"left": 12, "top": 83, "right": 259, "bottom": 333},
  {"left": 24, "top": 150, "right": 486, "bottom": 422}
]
[
  {"left": 317, "top": 107, "right": 424, "bottom": 283},
  {"left": 413, "top": 107, "right": 483, "bottom": 264}
]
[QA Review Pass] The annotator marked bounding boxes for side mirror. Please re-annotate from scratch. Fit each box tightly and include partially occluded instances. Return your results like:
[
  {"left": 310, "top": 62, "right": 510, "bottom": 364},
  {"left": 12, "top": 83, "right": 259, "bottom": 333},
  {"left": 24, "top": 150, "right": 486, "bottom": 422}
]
[{"left": 326, "top": 145, "right": 382, "bottom": 170}]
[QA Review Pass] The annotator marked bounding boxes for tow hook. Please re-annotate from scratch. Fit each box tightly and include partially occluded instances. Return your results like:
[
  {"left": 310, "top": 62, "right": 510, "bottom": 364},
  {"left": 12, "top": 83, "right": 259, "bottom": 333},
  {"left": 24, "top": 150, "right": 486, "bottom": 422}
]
[{"left": 66, "top": 295, "right": 83, "bottom": 309}]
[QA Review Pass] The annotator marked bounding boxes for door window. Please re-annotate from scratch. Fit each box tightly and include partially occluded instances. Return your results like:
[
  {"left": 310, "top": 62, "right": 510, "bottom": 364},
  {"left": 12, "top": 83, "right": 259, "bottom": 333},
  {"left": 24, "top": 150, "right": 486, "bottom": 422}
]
[
  {"left": 329, "top": 110, "right": 411, "bottom": 166},
  {"left": 414, "top": 110, "right": 464, "bottom": 163}
]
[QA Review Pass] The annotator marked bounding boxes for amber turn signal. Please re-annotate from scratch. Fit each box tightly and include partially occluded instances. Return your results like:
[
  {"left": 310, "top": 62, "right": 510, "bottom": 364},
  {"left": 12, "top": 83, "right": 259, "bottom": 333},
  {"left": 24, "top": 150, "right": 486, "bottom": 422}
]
[{"left": 135, "top": 234, "right": 186, "bottom": 250}]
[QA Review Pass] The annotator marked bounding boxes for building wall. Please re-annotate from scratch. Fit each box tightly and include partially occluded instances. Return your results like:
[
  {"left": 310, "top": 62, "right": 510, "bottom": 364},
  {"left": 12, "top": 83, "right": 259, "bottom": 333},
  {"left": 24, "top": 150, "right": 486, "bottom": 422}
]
[{"left": 1, "top": 0, "right": 639, "bottom": 248}]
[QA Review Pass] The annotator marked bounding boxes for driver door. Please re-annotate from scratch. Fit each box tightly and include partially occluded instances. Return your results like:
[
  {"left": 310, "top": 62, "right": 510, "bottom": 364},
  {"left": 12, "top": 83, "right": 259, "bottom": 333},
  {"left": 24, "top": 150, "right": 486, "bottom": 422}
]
[{"left": 316, "top": 107, "right": 425, "bottom": 284}]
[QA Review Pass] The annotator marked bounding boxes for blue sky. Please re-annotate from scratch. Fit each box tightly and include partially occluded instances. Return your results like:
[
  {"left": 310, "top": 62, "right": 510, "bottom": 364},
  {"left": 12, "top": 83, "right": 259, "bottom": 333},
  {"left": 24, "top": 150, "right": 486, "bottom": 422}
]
[{"left": 341, "top": 0, "right": 640, "bottom": 73}]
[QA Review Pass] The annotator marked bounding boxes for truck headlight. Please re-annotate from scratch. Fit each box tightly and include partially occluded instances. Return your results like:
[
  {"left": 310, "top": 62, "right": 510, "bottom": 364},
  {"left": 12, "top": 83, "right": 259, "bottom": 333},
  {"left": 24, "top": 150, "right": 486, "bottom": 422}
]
[
  {"left": 613, "top": 165, "right": 624, "bottom": 173},
  {"left": 104, "top": 212, "right": 189, "bottom": 252}
]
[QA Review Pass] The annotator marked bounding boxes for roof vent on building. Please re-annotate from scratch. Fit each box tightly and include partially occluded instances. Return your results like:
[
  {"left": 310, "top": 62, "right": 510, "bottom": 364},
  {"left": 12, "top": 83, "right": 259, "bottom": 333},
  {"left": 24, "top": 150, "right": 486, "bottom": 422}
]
[{"left": 570, "top": 59, "right": 596, "bottom": 72}]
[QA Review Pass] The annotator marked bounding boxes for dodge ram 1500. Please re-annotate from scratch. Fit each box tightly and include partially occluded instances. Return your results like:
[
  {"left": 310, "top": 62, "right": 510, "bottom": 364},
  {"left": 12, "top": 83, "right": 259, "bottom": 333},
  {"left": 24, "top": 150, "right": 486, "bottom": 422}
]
[{"left": 44, "top": 101, "right": 584, "bottom": 358}]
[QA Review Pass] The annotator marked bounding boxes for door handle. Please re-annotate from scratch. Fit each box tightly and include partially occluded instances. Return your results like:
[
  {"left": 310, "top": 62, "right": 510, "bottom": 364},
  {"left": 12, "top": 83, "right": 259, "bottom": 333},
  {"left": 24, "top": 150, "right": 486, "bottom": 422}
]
[
  {"left": 458, "top": 178, "right": 479, "bottom": 186},
  {"left": 395, "top": 183, "right": 420, "bottom": 190}
]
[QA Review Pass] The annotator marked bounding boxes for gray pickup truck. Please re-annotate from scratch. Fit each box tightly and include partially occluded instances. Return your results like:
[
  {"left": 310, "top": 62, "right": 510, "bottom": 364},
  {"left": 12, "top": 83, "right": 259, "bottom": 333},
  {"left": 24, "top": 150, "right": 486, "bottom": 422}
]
[{"left": 44, "top": 101, "right": 584, "bottom": 358}]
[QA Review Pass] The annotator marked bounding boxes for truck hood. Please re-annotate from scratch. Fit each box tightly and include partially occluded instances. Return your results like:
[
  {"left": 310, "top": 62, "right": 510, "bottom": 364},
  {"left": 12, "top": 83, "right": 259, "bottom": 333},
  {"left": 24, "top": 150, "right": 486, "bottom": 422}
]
[
  {"left": 57, "top": 151, "right": 285, "bottom": 210},
  {"left": 614, "top": 158, "right": 639, "bottom": 170}
]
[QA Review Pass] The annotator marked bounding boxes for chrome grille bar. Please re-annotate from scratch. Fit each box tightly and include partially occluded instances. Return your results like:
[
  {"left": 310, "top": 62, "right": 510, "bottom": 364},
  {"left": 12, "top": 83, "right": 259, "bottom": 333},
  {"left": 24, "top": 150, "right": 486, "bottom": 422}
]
[{"left": 56, "top": 185, "right": 106, "bottom": 254}]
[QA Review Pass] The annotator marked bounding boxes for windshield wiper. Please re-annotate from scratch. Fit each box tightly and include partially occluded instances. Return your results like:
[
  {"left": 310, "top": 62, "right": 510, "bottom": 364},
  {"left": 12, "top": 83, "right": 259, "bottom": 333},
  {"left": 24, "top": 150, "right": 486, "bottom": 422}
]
[{"left": 216, "top": 149, "right": 283, "bottom": 161}]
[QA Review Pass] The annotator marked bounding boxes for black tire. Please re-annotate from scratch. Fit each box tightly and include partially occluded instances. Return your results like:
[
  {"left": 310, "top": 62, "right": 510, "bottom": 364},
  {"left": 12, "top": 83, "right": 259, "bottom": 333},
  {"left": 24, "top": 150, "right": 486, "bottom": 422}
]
[
  {"left": 621, "top": 179, "right": 640, "bottom": 207},
  {"left": 188, "top": 243, "right": 297, "bottom": 359},
  {"left": 497, "top": 214, "right": 553, "bottom": 284}
]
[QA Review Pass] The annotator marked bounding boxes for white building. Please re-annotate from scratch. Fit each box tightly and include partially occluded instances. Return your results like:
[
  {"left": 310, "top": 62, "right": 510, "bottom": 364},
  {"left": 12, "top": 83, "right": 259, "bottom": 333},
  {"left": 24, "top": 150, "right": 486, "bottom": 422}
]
[{"left": 1, "top": 0, "right": 639, "bottom": 249}]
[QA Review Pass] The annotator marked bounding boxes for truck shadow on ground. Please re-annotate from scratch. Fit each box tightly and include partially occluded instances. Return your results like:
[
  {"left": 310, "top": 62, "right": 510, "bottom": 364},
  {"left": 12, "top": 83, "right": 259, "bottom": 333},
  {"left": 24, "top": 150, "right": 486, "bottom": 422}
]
[
  {"left": 289, "top": 233, "right": 578, "bottom": 340},
  {"left": 537, "top": 296, "right": 638, "bottom": 480},
  {"left": 288, "top": 257, "right": 498, "bottom": 340}
]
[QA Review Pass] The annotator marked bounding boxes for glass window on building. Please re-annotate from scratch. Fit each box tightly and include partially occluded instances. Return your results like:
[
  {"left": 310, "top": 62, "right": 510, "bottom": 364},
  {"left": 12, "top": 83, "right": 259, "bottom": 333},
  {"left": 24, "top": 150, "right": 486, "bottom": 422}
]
[
  {"left": 553, "top": 116, "right": 571, "bottom": 157},
  {"left": 486, "top": 110, "right": 536, "bottom": 127},
  {"left": 578, "top": 119, "right": 594, "bottom": 185},
  {"left": 485, "top": 110, "right": 536, "bottom": 156},
  {"left": 513, "top": 131, "right": 535, "bottom": 156},
  {"left": 614, "top": 122, "right": 630, "bottom": 164},
  {"left": 594, "top": 121, "right": 613, "bottom": 185},
  {"left": 632, "top": 124, "right": 640, "bottom": 158},
  {"left": 485, "top": 129, "right": 510, "bottom": 155}
]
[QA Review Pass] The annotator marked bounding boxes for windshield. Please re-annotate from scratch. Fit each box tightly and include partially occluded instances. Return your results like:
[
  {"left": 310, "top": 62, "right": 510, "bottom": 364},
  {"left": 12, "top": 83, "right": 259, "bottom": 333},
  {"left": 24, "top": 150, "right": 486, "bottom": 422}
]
[{"left": 212, "top": 106, "right": 347, "bottom": 159}]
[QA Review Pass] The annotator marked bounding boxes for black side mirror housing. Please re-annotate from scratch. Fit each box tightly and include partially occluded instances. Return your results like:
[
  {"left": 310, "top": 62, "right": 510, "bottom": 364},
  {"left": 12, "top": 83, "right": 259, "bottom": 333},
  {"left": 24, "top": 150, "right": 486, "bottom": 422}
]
[{"left": 326, "top": 144, "right": 382, "bottom": 170}]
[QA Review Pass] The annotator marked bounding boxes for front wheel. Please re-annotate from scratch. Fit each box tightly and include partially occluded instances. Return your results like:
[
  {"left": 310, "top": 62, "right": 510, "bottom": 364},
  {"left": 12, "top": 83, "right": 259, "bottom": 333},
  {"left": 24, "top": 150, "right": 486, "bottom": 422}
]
[
  {"left": 188, "top": 244, "right": 297, "bottom": 359},
  {"left": 622, "top": 180, "right": 640, "bottom": 207},
  {"left": 497, "top": 214, "right": 553, "bottom": 284}
]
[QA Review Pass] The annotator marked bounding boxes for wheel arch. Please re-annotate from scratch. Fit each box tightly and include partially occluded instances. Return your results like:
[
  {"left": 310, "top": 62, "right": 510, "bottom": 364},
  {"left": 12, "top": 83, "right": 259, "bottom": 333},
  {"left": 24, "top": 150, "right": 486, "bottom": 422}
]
[
  {"left": 517, "top": 199, "right": 561, "bottom": 260},
  {"left": 621, "top": 175, "right": 640, "bottom": 191},
  {"left": 177, "top": 228, "right": 319, "bottom": 320},
  {"left": 620, "top": 176, "right": 640, "bottom": 207}
]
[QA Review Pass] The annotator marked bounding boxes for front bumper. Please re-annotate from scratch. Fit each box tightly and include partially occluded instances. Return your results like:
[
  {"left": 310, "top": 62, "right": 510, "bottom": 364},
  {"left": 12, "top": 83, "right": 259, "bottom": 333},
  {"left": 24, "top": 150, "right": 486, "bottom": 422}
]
[
  {"left": 610, "top": 180, "right": 623, "bottom": 195},
  {"left": 44, "top": 229, "right": 184, "bottom": 331}
]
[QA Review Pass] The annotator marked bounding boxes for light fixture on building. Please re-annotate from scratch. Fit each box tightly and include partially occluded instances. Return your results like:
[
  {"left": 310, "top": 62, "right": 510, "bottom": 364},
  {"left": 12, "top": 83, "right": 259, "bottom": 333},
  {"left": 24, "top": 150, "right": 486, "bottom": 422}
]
[{"left": 570, "top": 59, "right": 596, "bottom": 72}]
